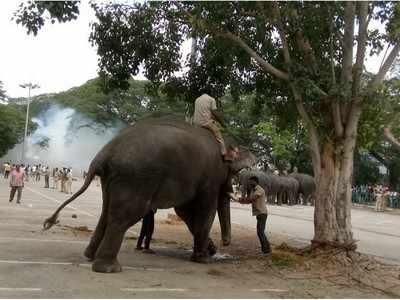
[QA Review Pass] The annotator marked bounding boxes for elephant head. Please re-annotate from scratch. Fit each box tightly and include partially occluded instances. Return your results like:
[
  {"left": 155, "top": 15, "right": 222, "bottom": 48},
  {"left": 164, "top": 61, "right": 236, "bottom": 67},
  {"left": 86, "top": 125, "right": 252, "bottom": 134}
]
[{"left": 218, "top": 145, "right": 257, "bottom": 246}]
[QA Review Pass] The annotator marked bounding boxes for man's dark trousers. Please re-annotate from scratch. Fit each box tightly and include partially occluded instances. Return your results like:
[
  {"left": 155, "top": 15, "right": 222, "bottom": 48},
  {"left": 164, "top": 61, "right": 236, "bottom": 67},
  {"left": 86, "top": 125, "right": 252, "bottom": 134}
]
[
  {"left": 137, "top": 210, "right": 155, "bottom": 249},
  {"left": 256, "top": 213, "right": 271, "bottom": 253}
]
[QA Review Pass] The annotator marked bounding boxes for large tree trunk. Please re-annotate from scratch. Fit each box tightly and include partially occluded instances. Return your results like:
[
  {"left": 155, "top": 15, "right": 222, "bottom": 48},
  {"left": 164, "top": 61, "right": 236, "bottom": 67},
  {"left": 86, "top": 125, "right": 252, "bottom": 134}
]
[
  {"left": 313, "top": 99, "right": 361, "bottom": 248},
  {"left": 313, "top": 141, "right": 355, "bottom": 247}
]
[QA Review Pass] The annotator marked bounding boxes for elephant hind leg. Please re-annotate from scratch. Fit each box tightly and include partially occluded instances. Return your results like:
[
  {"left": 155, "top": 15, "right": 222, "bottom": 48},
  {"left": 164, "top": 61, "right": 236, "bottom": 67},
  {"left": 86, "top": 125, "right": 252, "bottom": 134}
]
[
  {"left": 92, "top": 183, "right": 149, "bottom": 273},
  {"left": 85, "top": 177, "right": 108, "bottom": 261}
]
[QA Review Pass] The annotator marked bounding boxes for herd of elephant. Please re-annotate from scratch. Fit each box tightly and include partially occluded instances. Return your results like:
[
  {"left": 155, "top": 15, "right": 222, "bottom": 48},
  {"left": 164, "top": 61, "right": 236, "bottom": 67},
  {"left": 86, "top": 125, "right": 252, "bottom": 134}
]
[{"left": 238, "top": 170, "right": 316, "bottom": 206}]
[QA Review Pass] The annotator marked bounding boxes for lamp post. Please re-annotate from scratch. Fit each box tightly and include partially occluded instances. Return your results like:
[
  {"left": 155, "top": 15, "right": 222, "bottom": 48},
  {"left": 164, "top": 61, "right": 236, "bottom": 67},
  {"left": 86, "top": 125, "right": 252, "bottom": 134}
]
[{"left": 19, "top": 82, "right": 40, "bottom": 163}]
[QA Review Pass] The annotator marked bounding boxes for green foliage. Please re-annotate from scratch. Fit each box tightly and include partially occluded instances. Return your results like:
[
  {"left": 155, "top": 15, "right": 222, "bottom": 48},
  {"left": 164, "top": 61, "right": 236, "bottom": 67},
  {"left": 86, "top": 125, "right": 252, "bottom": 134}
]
[
  {"left": 353, "top": 152, "right": 382, "bottom": 186},
  {"left": 22, "top": 78, "right": 187, "bottom": 127},
  {"left": 13, "top": 1, "right": 80, "bottom": 36},
  {"left": 0, "top": 104, "right": 36, "bottom": 158}
]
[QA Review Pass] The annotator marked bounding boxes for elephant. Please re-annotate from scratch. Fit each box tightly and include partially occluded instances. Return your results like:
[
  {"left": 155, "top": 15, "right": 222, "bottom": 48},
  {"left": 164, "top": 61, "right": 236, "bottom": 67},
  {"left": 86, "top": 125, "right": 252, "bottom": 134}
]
[
  {"left": 238, "top": 170, "right": 281, "bottom": 204},
  {"left": 277, "top": 176, "right": 299, "bottom": 206},
  {"left": 289, "top": 173, "right": 316, "bottom": 205},
  {"left": 42, "top": 117, "right": 256, "bottom": 273}
]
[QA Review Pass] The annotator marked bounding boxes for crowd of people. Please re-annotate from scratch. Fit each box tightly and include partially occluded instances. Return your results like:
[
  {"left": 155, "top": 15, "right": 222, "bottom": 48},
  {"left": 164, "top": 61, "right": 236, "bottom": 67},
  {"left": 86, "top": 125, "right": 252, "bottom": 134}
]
[{"left": 1, "top": 161, "right": 75, "bottom": 204}]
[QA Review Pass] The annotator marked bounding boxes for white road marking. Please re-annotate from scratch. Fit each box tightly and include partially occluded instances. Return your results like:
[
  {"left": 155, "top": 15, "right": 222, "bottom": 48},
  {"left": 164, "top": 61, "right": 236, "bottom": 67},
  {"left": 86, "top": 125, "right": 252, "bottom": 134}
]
[
  {"left": 0, "top": 259, "right": 164, "bottom": 271},
  {"left": 0, "top": 237, "right": 88, "bottom": 244},
  {"left": 121, "top": 288, "right": 187, "bottom": 292},
  {"left": 251, "top": 288, "right": 288, "bottom": 292},
  {"left": 0, "top": 287, "right": 42, "bottom": 292},
  {"left": 25, "top": 186, "right": 95, "bottom": 217}
]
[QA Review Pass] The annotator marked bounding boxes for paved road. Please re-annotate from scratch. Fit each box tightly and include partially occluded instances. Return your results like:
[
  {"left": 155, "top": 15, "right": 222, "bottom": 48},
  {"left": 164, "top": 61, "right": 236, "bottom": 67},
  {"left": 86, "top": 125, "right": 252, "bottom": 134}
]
[
  {"left": 230, "top": 202, "right": 400, "bottom": 264},
  {"left": 0, "top": 177, "right": 398, "bottom": 298}
]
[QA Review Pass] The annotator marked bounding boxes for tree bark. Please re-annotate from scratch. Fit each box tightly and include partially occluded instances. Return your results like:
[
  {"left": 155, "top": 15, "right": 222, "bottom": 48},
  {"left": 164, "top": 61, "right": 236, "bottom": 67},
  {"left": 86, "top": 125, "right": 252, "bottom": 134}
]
[
  {"left": 313, "top": 95, "right": 362, "bottom": 248},
  {"left": 313, "top": 139, "right": 357, "bottom": 248}
]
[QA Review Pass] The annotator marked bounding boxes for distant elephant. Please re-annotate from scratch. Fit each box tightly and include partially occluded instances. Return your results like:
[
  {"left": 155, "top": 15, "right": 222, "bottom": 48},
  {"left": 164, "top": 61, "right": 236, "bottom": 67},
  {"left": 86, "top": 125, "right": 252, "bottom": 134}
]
[
  {"left": 238, "top": 170, "right": 281, "bottom": 204},
  {"left": 289, "top": 173, "right": 316, "bottom": 205},
  {"left": 43, "top": 117, "right": 256, "bottom": 273},
  {"left": 277, "top": 176, "right": 299, "bottom": 206}
]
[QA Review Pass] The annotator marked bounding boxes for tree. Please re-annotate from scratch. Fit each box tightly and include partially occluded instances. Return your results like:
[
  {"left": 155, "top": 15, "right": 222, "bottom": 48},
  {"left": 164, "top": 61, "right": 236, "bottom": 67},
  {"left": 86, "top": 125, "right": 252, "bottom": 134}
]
[
  {"left": 15, "top": 1, "right": 400, "bottom": 248},
  {"left": 0, "top": 104, "right": 36, "bottom": 158},
  {"left": 358, "top": 78, "right": 400, "bottom": 189}
]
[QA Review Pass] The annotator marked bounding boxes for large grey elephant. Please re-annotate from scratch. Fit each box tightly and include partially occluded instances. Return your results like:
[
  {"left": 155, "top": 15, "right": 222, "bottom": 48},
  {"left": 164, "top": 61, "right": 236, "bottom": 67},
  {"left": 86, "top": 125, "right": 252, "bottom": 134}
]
[
  {"left": 43, "top": 117, "right": 256, "bottom": 273},
  {"left": 289, "top": 173, "right": 316, "bottom": 205}
]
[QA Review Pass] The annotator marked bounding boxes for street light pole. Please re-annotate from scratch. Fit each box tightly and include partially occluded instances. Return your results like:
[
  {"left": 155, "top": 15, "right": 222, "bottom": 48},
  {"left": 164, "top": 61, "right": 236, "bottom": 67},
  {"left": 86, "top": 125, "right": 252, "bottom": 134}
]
[{"left": 20, "top": 82, "right": 39, "bottom": 163}]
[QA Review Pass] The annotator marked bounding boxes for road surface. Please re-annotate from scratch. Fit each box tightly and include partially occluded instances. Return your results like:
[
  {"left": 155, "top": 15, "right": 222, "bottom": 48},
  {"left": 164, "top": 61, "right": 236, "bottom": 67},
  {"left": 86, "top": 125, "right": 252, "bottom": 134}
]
[{"left": 0, "top": 177, "right": 398, "bottom": 298}]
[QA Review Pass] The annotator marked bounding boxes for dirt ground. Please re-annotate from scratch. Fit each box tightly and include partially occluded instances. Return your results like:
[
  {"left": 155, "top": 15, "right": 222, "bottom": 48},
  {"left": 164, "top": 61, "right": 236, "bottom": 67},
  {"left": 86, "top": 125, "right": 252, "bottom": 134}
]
[
  {"left": 1, "top": 178, "right": 399, "bottom": 298},
  {"left": 54, "top": 216, "right": 400, "bottom": 299}
]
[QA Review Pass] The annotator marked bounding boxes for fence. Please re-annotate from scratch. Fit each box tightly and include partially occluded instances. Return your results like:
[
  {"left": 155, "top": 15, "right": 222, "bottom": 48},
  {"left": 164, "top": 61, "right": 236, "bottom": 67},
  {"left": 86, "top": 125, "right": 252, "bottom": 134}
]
[{"left": 352, "top": 190, "right": 400, "bottom": 209}]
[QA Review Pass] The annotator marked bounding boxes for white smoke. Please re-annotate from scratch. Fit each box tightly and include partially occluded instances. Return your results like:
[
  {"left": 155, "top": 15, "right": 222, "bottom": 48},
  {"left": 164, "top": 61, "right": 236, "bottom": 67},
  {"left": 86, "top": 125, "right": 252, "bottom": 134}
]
[{"left": 1, "top": 104, "right": 125, "bottom": 175}]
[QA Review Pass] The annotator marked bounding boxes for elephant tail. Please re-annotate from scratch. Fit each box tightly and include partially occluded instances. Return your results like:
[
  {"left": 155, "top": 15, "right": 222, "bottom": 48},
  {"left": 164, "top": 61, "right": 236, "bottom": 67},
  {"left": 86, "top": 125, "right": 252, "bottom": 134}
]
[{"left": 43, "top": 167, "right": 99, "bottom": 231}]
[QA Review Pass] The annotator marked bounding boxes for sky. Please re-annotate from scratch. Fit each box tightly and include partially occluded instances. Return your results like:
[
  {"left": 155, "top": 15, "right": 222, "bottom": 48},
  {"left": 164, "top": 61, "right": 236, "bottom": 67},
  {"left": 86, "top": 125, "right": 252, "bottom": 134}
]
[{"left": 0, "top": 1, "right": 392, "bottom": 99}]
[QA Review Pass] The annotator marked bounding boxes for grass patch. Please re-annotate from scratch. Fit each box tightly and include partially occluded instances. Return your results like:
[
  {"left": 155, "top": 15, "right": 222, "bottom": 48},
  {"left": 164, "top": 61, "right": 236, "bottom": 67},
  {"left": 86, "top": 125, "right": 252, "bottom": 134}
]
[{"left": 271, "top": 251, "right": 300, "bottom": 268}]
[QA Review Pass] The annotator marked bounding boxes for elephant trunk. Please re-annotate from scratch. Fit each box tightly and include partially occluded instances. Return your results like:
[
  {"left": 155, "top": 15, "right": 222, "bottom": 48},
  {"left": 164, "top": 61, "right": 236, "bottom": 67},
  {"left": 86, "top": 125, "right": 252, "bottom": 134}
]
[{"left": 218, "top": 193, "right": 231, "bottom": 246}]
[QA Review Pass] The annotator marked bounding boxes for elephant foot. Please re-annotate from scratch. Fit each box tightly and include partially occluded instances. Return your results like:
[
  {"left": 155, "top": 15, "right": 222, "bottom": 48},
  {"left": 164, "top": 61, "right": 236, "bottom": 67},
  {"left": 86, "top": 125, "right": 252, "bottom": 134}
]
[
  {"left": 208, "top": 240, "right": 217, "bottom": 256},
  {"left": 92, "top": 258, "right": 122, "bottom": 273},
  {"left": 84, "top": 246, "right": 96, "bottom": 261},
  {"left": 190, "top": 252, "right": 211, "bottom": 264}
]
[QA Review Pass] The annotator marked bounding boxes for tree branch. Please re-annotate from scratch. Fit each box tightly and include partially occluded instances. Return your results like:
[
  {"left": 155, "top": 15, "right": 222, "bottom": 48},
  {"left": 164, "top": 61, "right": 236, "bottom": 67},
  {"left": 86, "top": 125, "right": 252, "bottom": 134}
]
[
  {"left": 352, "top": 2, "right": 369, "bottom": 97},
  {"left": 369, "top": 150, "right": 389, "bottom": 166},
  {"left": 289, "top": 8, "right": 318, "bottom": 76},
  {"left": 340, "top": 1, "right": 356, "bottom": 89},
  {"left": 332, "top": 99, "right": 344, "bottom": 138},
  {"left": 290, "top": 83, "right": 321, "bottom": 178},
  {"left": 223, "top": 31, "right": 290, "bottom": 81},
  {"left": 384, "top": 126, "right": 400, "bottom": 152},
  {"left": 270, "top": 2, "right": 291, "bottom": 65},
  {"left": 174, "top": 2, "right": 290, "bottom": 82},
  {"left": 369, "top": 42, "right": 400, "bottom": 90}
]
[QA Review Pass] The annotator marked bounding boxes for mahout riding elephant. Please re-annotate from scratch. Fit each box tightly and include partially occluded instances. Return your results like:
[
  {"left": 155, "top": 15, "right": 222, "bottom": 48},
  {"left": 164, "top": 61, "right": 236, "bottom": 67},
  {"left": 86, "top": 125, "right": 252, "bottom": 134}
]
[
  {"left": 289, "top": 173, "right": 316, "bottom": 205},
  {"left": 43, "top": 117, "right": 256, "bottom": 273}
]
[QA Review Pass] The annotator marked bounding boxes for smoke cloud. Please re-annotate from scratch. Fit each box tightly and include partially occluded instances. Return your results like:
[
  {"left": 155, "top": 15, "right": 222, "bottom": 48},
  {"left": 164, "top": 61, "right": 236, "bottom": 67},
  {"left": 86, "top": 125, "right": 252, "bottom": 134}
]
[{"left": 1, "top": 104, "right": 125, "bottom": 175}]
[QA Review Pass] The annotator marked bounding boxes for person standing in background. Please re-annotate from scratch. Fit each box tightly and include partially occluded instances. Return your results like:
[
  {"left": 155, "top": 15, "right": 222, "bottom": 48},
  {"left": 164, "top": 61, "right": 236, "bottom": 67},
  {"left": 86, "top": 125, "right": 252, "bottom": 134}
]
[
  {"left": 44, "top": 166, "right": 50, "bottom": 188},
  {"left": 9, "top": 164, "right": 25, "bottom": 204},
  {"left": 66, "top": 168, "right": 73, "bottom": 194}
]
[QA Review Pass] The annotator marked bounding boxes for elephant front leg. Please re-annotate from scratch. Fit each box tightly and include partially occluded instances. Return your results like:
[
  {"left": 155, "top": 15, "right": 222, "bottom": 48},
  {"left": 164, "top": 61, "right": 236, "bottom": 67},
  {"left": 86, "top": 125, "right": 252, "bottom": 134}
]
[{"left": 175, "top": 206, "right": 217, "bottom": 258}]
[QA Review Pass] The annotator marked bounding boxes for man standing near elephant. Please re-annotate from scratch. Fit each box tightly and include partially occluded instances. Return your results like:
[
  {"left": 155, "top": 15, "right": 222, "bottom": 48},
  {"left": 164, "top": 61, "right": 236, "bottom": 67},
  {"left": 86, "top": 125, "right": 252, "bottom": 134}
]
[
  {"left": 193, "top": 93, "right": 237, "bottom": 161},
  {"left": 136, "top": 209, "right": 157, "bottom": 253},
  {"left": 239, "top": 176, "right": 271, "bottom": 255}
]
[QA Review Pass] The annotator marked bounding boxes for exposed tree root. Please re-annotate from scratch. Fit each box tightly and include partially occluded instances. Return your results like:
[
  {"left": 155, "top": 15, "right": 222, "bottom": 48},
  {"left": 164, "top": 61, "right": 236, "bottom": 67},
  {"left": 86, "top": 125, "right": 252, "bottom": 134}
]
[{"left": 272, "top": 242, "right": 400, "bottom": 297}]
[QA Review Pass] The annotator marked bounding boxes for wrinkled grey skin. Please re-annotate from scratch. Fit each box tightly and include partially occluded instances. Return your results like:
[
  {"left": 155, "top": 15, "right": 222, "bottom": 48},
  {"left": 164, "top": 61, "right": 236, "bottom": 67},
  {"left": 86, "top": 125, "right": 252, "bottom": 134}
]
[
  {"left": 43, "top": 118, "right": 256, "bottom": 273},
  {"left": 289, "top": 173, "right": 316, "bottom": 205}
]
